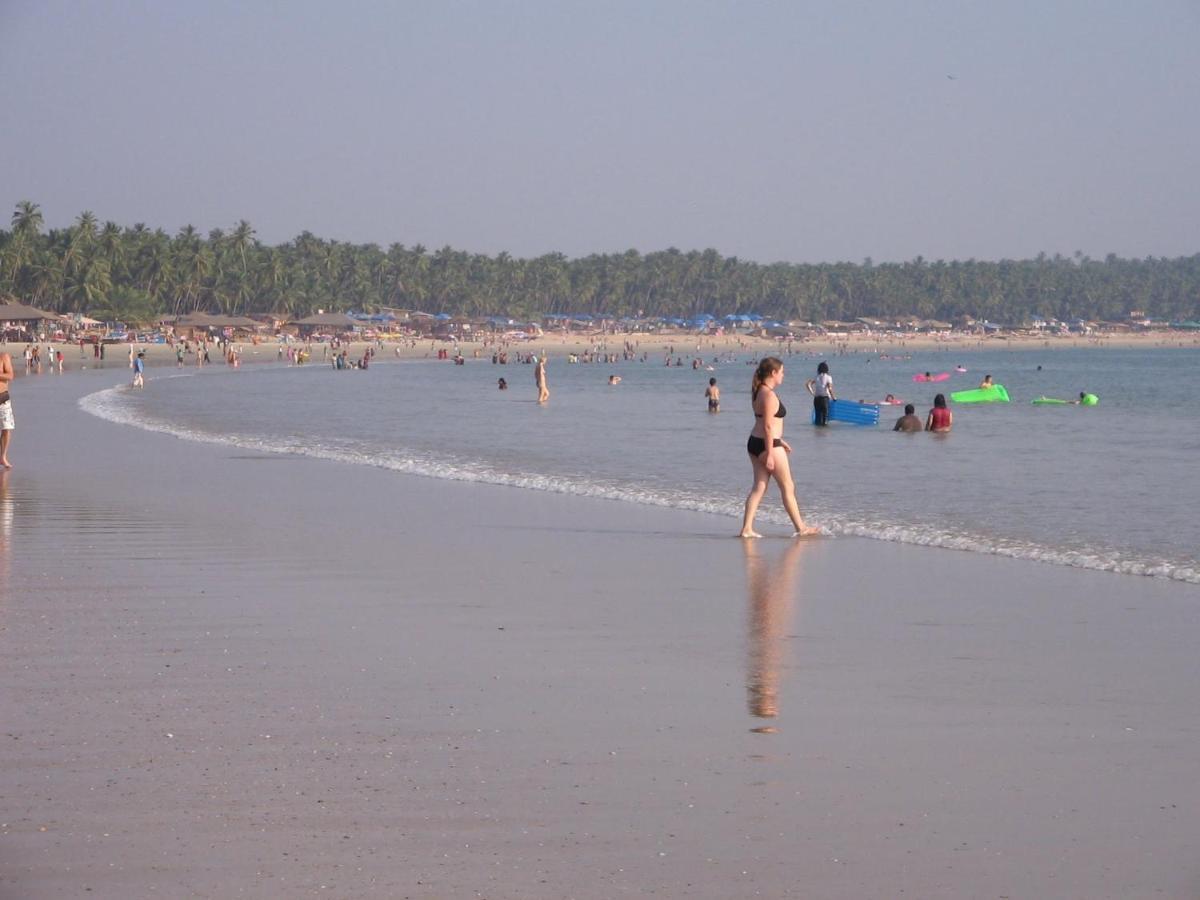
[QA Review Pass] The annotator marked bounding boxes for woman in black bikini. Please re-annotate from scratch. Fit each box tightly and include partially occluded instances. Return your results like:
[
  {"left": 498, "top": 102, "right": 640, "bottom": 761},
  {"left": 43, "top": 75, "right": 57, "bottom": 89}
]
[{"left": 739, "top": 357, "right": 819, "bottom": 538}]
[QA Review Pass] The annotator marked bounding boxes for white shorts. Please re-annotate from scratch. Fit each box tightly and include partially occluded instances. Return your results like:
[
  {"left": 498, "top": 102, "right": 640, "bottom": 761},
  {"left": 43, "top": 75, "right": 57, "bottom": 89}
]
[{"left": 0, "top": 401, "right": 12, "bottom": 431}]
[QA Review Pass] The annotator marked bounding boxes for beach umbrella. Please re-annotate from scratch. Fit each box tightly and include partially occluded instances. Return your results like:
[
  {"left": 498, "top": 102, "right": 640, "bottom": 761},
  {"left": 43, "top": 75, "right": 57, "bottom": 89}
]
[{"left": 435, "top": 313, "right": 452, "bottom": 320}]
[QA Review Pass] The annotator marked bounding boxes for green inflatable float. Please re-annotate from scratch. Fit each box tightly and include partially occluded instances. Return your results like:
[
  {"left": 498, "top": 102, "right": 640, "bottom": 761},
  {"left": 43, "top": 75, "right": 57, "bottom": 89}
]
[
  {"left": 950, "top": 384, "right": 1010, "bottom": 404},
  {"left": 1031, "top": 393, "right": 1099, "bottom": 406}
]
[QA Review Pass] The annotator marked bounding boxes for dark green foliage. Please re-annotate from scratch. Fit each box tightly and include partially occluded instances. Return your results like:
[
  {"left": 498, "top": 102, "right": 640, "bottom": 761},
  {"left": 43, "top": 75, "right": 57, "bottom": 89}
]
[{"left": 2, "top": 202, "right": 1197, "bottom": 324}]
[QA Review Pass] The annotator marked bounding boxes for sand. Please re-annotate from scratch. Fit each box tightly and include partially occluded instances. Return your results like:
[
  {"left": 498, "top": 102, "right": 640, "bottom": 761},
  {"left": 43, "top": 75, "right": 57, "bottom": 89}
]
[{"left": 1, "top": 367, "right": 1198, "bottom": 898}]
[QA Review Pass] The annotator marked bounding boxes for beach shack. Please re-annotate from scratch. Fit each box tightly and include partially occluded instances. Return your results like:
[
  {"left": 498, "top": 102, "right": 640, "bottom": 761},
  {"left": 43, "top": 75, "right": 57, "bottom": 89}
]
[
  {"left": 288, "top": 312, "right": 361, "bottom": 341},
  {"left": 170, "top": 312, "right": 265, "bottom": 343},
  {"left": 0, "top": 301, "right": 59, "bottom": 341}
]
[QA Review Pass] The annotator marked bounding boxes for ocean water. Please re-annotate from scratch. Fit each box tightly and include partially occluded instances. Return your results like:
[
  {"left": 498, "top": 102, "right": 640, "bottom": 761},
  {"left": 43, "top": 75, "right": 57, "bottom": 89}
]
[{"left": 80, "top": 346, "right": 1200, "bottom": 584}]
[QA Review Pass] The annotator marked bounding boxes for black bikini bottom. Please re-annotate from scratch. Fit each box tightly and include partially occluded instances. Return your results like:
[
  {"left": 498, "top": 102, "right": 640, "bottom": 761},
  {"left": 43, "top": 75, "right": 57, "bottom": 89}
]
[{"left": 747, "top": 435, "right": 783, "bottom": 456}]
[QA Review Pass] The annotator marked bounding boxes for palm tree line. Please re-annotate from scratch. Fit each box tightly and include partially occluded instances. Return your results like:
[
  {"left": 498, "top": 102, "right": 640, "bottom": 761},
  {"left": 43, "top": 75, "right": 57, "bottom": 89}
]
[{"left": 2, "top": 201, "right": 1197, "bottom": 326}]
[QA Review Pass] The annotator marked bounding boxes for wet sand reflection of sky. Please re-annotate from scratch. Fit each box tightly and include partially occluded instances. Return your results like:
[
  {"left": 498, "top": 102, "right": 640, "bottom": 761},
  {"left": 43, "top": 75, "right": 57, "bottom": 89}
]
[{"left": 0, "top": 470, "right": 12, "bottom": 592}]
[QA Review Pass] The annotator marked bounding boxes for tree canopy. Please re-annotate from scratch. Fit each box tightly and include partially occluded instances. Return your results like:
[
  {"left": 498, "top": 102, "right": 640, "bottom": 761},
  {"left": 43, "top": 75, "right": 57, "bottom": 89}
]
[{"left": 1, "top": 201, "right": 1197, "bottom": 325}]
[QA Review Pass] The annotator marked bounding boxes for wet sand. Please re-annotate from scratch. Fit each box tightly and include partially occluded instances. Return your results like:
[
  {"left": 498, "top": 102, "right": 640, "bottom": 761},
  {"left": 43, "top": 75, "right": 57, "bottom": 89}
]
[{"left": 1, "top": 369, "right": 1199, "bottom": 898}]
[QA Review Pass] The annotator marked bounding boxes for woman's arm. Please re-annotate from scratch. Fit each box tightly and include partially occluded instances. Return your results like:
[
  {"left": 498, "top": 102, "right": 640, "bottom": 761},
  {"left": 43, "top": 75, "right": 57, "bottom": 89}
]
[
  {"left": 763, "top": 393, "right": 780, "bottom": 469},
  {"left": 805, "top": 378, "right": 816, "bottom": 396},
  {"left": 925, "top": 411, "right": 934, "bottom": 431},
  {"left": 826, "top": 376, "right": 835, "bottom": 401}
]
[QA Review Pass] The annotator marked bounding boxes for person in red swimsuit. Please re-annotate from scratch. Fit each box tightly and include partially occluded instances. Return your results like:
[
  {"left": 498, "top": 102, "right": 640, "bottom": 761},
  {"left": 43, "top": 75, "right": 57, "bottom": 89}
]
[{"left": 925, "top": 393, "right": 953, "bottom": 433}]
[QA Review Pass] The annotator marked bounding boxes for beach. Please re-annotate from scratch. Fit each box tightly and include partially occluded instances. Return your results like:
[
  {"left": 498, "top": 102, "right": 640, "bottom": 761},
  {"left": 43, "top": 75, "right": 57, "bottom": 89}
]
[
  {"left": 1, "top": 366, "right": 1199, "bottom": 898},
  {"left": 31, "top": 327, "right": 1200, "bottom": 375}
]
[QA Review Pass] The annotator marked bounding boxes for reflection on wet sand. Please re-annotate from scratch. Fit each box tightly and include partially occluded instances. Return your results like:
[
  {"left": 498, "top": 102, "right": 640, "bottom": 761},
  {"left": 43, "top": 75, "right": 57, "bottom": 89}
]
[
  {"left": 744, "top": 537, "right": 807, "bottom": 732},
  {"left": 0, "top": 469, "right": 11, "bottom": 591}
]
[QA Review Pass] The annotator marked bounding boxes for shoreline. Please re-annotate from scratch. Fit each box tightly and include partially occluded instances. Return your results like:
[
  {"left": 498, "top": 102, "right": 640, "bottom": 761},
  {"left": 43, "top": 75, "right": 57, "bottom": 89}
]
[{"left": 4, "top": 328, "right": 1196, "bottom": 374}]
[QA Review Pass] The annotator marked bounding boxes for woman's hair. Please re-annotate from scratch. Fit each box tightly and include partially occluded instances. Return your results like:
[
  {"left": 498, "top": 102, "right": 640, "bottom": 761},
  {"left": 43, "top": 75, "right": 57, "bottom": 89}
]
[
  {"left": 751, "top": 357, "right": 783, "bottom": 400},
  {"left": 817, "top": 361, "right": 829, "bottom": 375},
  {"left": 933, "top": 393, "right": 947, "bottom": 408}
]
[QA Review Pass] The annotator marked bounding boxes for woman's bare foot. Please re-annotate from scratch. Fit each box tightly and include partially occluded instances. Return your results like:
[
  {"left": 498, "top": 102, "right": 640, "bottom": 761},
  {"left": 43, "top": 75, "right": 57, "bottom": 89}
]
[
  {"left": 792, "top": 526, "right": 821, "bottom": 537},
  {"left": 738, "top": 530, "right": 762, "bottom": 539}
]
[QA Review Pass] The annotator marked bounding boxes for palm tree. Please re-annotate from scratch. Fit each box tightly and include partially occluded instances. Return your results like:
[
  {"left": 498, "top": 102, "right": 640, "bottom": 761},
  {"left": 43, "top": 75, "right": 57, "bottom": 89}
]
[
  {"left": 3, "top": 200, "right": 44, "bottom": 286},
  {"left": 65, "top": 258, "right": 112, "bottom": 311},
  {"left": 11, "top": 200, "right": 43, "bottom": 237},
  {"left": 229, "top": 219, "right": 255, "bottom": 274}
]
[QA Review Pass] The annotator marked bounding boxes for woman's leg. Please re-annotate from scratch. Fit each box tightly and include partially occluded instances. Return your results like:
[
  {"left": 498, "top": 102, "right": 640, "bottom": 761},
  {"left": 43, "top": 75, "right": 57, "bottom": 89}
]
[
  {"left": 770, "top": 448, "right": 819, "bottom": 535},
  {"left": 739, "top": 453, "right": 770, "bottom": 537}
]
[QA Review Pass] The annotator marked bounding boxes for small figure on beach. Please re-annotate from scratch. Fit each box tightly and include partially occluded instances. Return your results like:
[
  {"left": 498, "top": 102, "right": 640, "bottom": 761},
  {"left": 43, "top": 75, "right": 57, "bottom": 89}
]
[
  {"left": 132, "top": 351, "right": 145, "bottom": 388},
  {"left": 805, "top": 361, "right": 834, "bottom": 426},
  {"left": 926, "top": 393, "right": 953, "bottom": 432},
  {"left": 535, "top": 357, "right": 549, "bottom": 403},
  {"left": 706, "top": 377, "right": 720, "bottom": 412},
  {"left": 740, "top": 357, "right": 819, "bottom": 538},
  {"left": 608, "top": 374, "right": 621, "bottom": 385},
  {"left": 497, "top": 377, "right": 508, "bottom": 390},
  {"left": 0, "top": 350, "right": 13, "bottom": 467},
  {"left": 893, "top": 403, "right": 923, "bottom": 432}
]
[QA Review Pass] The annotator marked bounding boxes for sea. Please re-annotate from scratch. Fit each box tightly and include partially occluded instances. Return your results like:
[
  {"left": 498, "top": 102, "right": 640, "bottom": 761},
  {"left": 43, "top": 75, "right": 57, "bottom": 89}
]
[{"left": 80, "top": 345, "right": 1200, "bottom": 584}]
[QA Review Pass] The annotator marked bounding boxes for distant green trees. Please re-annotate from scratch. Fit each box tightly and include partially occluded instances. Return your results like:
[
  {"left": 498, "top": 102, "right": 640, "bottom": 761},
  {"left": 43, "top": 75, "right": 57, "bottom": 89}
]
[{"left": 1, "top": 201, "right": 1197, "bottom": 325}]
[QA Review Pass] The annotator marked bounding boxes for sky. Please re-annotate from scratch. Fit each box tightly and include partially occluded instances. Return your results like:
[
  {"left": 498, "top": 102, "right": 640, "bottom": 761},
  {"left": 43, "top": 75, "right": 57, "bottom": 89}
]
[{"left": 1, "top": 0, "right": 1198, "bottom": 264}]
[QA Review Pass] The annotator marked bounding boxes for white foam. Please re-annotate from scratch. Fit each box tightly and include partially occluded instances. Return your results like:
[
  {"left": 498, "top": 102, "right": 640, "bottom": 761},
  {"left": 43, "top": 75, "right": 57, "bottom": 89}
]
[{"left": 79, "top": 384, "right": 1200, "bottom": 585}]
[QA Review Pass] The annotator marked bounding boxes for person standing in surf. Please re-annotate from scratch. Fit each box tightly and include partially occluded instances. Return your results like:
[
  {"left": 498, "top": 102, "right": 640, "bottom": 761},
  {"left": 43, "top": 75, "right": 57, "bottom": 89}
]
[
  {"left": 705, "top": 377, "right": 720, "bottom": 412},
  {"left": 925, "top": 393, "right": 953, "bottom": 432},
  {"left": 805, "top": 361, "right": 834, "bottom": 426},
  {"left": 0, "top": 350, "right": 14, "bottom": 467},
  {"left": 535, "top": 356, "right": 549, "bottom": 403},
  {"left": 740, "top": 357, "right": 819, "bottom": 538}
]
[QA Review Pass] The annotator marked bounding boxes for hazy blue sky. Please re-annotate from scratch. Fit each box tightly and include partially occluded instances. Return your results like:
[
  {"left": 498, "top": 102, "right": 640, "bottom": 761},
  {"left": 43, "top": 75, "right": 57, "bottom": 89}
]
[{"left": 2, "top": 0, "right": 1197, "bottom": 263}]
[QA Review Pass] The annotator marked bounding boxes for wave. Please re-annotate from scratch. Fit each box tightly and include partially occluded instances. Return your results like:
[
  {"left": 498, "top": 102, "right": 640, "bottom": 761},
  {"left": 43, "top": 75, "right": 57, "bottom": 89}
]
[{"left": 79, "top": 382, "right": 1200, "bottom": 585}]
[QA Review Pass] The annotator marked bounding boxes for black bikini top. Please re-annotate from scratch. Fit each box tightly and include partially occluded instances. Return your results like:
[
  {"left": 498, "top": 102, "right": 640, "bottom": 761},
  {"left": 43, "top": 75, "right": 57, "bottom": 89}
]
[{"left": 754, "top": 393, "right": 787, "bottom": 418}]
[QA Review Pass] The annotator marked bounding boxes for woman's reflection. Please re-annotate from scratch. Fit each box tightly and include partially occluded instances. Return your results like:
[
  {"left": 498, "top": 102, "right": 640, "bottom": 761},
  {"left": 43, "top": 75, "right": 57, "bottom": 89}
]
[{"left": 744, "top": 537, "right": 807, "bottom": 732}]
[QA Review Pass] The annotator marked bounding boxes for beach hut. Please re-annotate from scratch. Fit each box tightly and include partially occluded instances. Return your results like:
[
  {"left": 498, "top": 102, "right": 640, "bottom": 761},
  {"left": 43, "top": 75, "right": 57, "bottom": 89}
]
[
  {"left": 0, "top": 302, "right": 59, "bottom": 340},
  {"left": 173, "top": 312, "right": 264, "bottom": 342},
  {"left": 290, "top": 312, "right": 361, "bottom": 339}
]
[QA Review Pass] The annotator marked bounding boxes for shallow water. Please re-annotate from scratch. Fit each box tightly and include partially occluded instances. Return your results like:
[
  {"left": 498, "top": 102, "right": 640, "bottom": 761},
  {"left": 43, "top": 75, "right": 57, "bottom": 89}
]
[{"left": 81, "top": 345, "right": 1200, "bottom": 583}]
